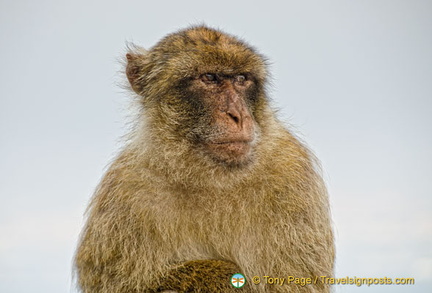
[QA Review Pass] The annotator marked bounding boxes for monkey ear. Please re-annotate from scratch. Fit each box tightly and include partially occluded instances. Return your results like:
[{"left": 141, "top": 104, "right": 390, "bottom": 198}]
[{"left": 125, "top": 50, "right": 148, "bottom": 95}]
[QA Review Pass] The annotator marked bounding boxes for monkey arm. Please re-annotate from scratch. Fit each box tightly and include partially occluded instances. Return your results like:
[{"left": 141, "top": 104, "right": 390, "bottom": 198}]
[
  {"left": 75, "top": 173, "right": 247, "bottom": 292},
  {"left": 152, "top": 259, "right": 249, "bottom": 293}
]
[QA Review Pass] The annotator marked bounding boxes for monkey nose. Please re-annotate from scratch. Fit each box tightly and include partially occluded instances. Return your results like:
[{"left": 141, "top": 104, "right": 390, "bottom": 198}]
[{"left": 227, "top": 110, "right": 241, "bottom": 126}]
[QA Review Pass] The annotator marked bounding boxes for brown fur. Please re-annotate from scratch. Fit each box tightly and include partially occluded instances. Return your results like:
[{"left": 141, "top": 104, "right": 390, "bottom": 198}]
[{"left": 75, "top": 25, "right": 334, "bottom": 293}]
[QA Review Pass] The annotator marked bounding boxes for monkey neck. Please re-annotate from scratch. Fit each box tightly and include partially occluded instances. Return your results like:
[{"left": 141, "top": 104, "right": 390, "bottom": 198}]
[
  {"left": 126, "top": 126, "right": 263, "bottom": 193},
  {"left": 138, "top": 141, "right": 256, "bottom": 192}
]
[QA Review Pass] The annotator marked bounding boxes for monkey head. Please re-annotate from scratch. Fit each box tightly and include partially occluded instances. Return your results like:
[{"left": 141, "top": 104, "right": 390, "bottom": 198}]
[{"left": 126, "top": 26, "right": 269, "bottom": 167}]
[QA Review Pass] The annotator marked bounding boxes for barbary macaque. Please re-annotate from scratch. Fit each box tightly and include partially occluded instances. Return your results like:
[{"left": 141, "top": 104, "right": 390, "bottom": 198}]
[{"left": 75, "top": 25, "right": 335, "bottom": 293}]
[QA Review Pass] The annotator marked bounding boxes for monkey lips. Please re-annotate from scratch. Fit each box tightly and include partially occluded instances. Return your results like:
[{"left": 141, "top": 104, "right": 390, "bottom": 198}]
[{"left": 205, "top": 139, "right": 253, "bottom": 166}]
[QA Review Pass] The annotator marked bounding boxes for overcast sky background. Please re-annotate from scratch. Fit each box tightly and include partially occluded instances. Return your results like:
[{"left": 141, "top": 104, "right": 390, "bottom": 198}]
[{"left": 0, "top": 0, "right": 431, "bottom": 292}]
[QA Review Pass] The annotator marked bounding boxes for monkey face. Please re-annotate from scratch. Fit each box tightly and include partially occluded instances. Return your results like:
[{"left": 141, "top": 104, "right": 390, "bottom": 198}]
[
  {"left": 126, "top": 26, "right": 268, "bottom": 167},
  {"left": 177, "top": 72, "right": 259, "bottom": 167}
]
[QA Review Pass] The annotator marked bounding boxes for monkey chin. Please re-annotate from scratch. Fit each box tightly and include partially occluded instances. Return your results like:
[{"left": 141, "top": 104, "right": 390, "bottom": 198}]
[{"left": 205, "top": 141, "right": 253, "bottom": 167}]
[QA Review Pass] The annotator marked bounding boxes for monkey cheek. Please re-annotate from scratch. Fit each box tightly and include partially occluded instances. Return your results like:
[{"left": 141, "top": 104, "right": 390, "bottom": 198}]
[{"left": 206, "top": 142, "right": 253, "bottom": 166}]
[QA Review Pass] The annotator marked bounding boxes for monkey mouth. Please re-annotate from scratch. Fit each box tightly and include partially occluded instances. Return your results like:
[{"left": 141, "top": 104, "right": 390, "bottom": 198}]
[
  {"left": 210, "top": 140, "right": 251, "bottom": 145},
  {"left": 209, "top": 140, "right": 252, "bottom": 149},
  {"left": 205, "top": 140, "right": 253, "bottom": 165}
]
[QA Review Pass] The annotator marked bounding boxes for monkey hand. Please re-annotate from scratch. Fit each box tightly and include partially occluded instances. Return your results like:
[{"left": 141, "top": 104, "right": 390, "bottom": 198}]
[{"left": 153, "top": 259, "right": 249, "bottom": 293}]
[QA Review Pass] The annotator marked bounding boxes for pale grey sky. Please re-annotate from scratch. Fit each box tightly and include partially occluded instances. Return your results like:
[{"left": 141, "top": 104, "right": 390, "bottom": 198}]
[{"left": 1, "top": 0, "right": 431, "bottom": 292}]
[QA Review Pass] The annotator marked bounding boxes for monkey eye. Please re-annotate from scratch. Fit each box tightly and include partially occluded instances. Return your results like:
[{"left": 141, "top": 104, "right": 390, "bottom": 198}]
[
  {"left": 202, "top": 73, "right": 218, "bottom": 83},
  {"left": 235, "top": 74, "right": 246, "bottom": 85}
]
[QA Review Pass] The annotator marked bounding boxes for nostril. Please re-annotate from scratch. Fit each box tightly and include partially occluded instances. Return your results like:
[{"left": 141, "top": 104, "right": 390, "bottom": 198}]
[{"left": 228, "top": 112, "right": 240, "bottom": 124}]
